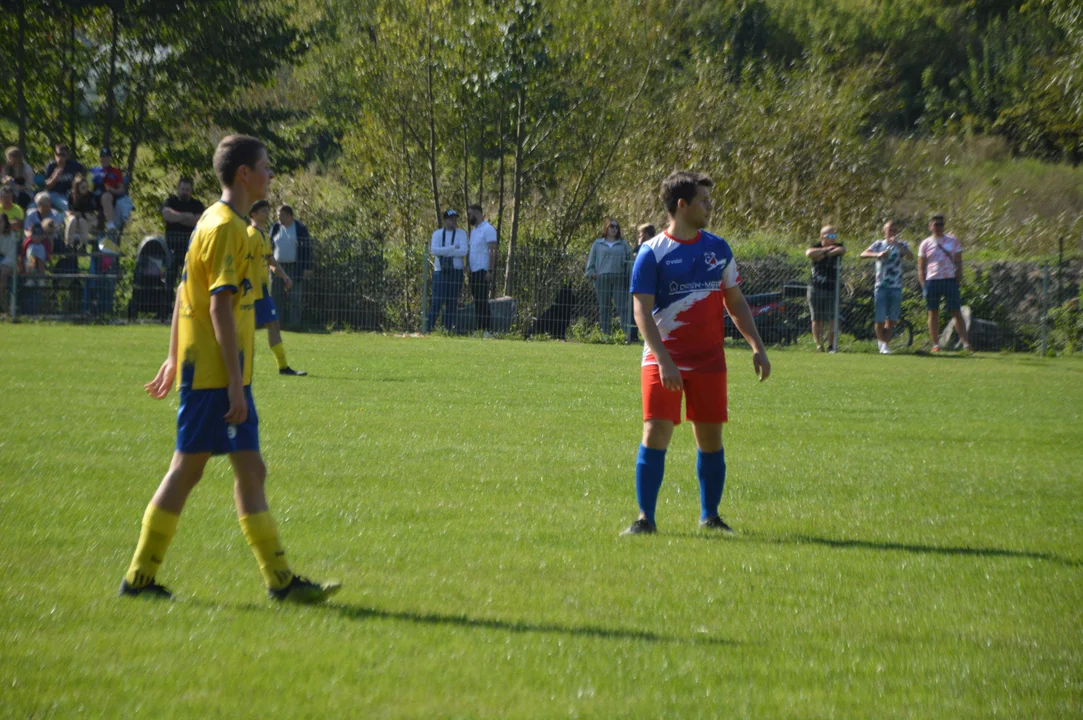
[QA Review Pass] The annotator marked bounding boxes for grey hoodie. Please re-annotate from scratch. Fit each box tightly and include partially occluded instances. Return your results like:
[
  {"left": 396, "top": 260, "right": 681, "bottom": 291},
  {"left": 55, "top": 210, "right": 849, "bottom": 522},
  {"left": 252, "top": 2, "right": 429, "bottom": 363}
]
[{"left": 585, "top": 238, "right": 632, "bottom": 277}]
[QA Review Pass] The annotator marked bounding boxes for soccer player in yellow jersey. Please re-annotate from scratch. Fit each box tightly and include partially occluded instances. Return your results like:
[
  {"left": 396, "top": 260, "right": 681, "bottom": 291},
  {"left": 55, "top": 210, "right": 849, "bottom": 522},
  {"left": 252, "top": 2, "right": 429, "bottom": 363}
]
[
  {"left": 119, "top": 135, "right": 339, "bottom": 603},
  {"left": 248, "top": 199, "right": 306, "bottom": 376}
]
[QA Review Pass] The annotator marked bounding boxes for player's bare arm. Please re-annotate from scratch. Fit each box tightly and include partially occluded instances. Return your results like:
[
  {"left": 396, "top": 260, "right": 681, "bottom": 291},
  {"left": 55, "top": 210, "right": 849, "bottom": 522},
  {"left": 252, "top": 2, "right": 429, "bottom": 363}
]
[
  {"left": 209, "top": 290, "right": 247, "bottom": 425},
  {"left": 145, "top": 293, "right": 182, "bottom": 399},
  {"left": 269, "top": 255, "right": 292, "bottom": 291},
  {"left": 633, "top": 292, "right": 683, "bottom": 391},
  {"left": 723, "top": 285, "right": 771, "bottom": 382}
]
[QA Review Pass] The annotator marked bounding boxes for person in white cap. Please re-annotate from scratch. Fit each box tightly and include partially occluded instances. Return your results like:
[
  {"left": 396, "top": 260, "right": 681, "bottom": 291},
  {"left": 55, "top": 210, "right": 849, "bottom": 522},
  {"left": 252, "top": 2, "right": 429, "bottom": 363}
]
[{"left": 427, "top": 209, "right": 468, "bottom": 332}]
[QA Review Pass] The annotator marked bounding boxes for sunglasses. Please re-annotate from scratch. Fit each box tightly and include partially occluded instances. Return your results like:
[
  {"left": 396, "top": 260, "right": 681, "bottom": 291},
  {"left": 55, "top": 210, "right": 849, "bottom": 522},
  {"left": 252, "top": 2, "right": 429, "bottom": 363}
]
[{"left": 825, "top": 233, "right": 838, "bottom": 239}]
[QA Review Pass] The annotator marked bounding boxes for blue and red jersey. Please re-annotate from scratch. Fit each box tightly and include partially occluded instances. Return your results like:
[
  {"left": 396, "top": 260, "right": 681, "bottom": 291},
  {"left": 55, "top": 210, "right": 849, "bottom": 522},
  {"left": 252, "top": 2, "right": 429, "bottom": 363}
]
[{"left": 629, "top": 230, "right": 741, "bottom": 373}]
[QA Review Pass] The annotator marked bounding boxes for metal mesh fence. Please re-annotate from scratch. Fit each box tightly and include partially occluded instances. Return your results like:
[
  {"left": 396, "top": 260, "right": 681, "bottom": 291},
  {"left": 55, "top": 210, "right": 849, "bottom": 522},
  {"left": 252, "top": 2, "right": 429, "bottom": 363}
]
[{"left": 5, "top": 228, "right": 1081, "bottom": 354}]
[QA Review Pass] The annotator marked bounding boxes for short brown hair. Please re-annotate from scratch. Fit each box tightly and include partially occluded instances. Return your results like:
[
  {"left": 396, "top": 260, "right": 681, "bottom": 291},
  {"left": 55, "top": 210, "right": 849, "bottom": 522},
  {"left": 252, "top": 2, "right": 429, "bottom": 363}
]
[
  {"left": 178, "top": 176, "right": 193, "bottom": 188},
  {"left": 930, "top": 213, "right": 945, "bottom": 224},
  {"left": 212, "top": 135, "right": 265, "bottom": 187},
  {"left": 661, "top": 171, "right": 713, "bottom": 215},
  {"left": 468, "top": 204, "right": 482, "bottom": 214}
]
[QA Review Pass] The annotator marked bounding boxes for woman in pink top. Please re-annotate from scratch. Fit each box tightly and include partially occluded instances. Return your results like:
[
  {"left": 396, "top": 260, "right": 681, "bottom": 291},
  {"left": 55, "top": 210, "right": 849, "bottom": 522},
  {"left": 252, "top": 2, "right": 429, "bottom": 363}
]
[{"left": 917, "top": 213, "right": 971, "bottom": 353}]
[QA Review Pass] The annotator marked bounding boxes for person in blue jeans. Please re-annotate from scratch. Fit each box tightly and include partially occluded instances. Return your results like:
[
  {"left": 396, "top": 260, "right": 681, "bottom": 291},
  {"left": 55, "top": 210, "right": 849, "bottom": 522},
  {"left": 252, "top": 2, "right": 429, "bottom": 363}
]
[
  {"left": 427, "top": 209, "right": 468, "bottom": 333},
  {"left": 861, "top": 220, "right": 913, "bottom": 354}
]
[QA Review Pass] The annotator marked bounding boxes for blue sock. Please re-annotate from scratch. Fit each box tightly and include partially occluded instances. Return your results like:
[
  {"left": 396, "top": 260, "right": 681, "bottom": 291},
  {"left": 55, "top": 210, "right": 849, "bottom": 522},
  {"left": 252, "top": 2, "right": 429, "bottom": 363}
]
[
  {"left": 635, "top": 445, "right": 666, "bottom": 524},
  {"left": 697, "top": 448, "right": 726, "bottom": 521}
]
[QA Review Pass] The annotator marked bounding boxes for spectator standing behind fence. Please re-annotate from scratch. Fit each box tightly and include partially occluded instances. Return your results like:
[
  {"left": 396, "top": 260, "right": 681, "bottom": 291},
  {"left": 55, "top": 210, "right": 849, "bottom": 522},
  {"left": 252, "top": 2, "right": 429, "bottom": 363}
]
[
  {"left": 427, "top": 209, "right": 468, "bottom": 333},
  {"left": 1, "top": 186, "right": 24, "bottom": 225},
  {"left": 43, "top": 143, "right": 86, "bottom": 212},
  {"left": 249, "top": 200, "right": 306, "bottom": 376},
  {"left": 918, "top": 213, "right": 971, "bottom": 353},
  {"left": 466, "top": 204, "right": 498, "bottom": 334},
  {"left": 806, "top": 225, "right": 846, "bottom": 352},
  {"left": 65, "top": 175, "right": 98, "bottom": 251},
  {"left": 860, "top": 220, "right": 913, "bottom": 354},
  {"left": 2, "top": 147, "right": 35, "bottom": 210},
  {"left": 271, "top": 204, "right": 311, "bottom": 328},
  {"left": 0, "top": 215, "right": 17, "bottom": 313},
  {"left": 626, "top": 223, "right": 656, "bottom": 344},
  {"left": 586, "top": 219, "right": 633, "bottom": 336},
  {"left": 91, "top": 148, "right": 134, "bottom": 233},
  {"left": 161, "top": 177, "right": 205, "bottom": 294}
]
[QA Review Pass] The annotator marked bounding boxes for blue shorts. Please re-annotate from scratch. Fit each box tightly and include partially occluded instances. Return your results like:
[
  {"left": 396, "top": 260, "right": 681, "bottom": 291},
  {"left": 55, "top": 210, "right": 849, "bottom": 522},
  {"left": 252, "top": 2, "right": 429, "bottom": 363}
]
[
  {"left": 924, "top": 278, "right": 961, "bottom": 312},
  {"left": 874, "top": 286, "right": 903, "bottom": 324},
  {"left": 255, "top": 286, "right": 277, "bottom": 326},
  {"left": 176, "top": 385, "right": 260, "bottom": 455}
]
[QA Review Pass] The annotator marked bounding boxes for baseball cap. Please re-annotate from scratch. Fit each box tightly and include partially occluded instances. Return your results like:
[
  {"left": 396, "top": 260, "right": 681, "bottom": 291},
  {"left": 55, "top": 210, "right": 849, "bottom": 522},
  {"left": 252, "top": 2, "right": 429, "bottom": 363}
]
[
  {"left": 99, "top": 147, "right": 112, "bottom": 157},
  {"left": 443, "top": 209, "right": 458, "bottom": 218}
]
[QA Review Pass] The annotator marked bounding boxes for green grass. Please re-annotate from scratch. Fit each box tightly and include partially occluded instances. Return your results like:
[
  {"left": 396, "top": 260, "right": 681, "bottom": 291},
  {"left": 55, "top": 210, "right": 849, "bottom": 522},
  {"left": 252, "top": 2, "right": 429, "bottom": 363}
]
[{"left": 1, "top": 325, "right": 1080, "bottom": 718}]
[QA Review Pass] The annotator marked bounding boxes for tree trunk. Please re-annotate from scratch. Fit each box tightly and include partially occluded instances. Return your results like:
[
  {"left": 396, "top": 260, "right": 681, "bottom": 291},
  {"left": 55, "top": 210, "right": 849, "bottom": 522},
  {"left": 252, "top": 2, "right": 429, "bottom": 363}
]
[
  {"left": 425, "top": 9, "right": 441, "bottom": 227},
  {"left": 68, "top": 9, "right": 77, "bottom": 150},
  {"left": 15, "top": 0, "right": 27, "bottom": 151},
  {"left": 495, "top": 101, "right": 506, "bottom": 246},
  {"left": 102, "top": 4, "right": 121, "bottom": 150},
  {"left": 461, "top": 92, "right": 469, "bottom": 210},
  {"left": 477, "top": 110, "right": 485, "bottom": 207},
  {"left": 503, "top": 86, "right": 525, "bottom": 296}
]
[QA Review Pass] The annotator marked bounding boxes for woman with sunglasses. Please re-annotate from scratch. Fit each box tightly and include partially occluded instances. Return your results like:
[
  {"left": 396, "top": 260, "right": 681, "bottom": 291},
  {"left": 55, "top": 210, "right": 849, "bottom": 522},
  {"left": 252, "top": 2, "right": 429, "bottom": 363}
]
[
  {"left": 805, "top": 224, "right": 847, "bottom": 351},
  {"left": 585, "top": 218, "right": 633, "bottom": 336}
]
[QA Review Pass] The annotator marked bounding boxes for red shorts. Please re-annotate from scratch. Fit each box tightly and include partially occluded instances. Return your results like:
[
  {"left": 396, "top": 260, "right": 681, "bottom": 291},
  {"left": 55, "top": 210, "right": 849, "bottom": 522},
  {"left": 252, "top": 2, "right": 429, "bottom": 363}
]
[{"left": 641, "top": 364, "right": 728, "bottom": 425}]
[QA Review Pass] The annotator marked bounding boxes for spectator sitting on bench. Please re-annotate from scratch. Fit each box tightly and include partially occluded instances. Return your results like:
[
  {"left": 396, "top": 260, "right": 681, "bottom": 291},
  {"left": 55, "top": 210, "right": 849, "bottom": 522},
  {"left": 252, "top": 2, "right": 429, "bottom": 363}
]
[
  {"left": 25, "top": 192, "right": 64, "bottom": 238},
  {"left": 43, "top": 143, "right": 86, "bottom": 212},
  {"left": 91, "top": 148, "right": 133, "bottom": 233},
  {"left": 2, "top": 146, "right": 35, "bottom": 210},
  {"left": 65, "top": 175, "right": 98, "bottom": 252}
]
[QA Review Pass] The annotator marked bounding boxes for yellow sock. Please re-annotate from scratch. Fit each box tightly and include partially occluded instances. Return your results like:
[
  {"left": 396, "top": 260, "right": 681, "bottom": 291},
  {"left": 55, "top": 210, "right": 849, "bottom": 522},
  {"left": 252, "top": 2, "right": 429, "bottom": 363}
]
[
  {"left": 239, "top": 512, "right": 293, "bottom": 590},
  {"left": 124, "top": 505, "right": 180, "bottom": 588},
  {"left": 269, "top": 342, "right": 288, "bottom": 370}
]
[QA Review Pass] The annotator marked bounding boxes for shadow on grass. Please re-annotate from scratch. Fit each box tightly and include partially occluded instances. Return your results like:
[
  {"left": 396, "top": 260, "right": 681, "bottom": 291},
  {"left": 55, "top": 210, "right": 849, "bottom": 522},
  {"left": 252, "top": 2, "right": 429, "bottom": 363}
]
[
  {"left": 684, "top": 530, "right": 1079, "bottom": 567},
  {"left": 330, "top": 604, "right": 738, "bottom": 646},
  {"left": 194, "top": 598, "right": 737, "bottom": 646}
]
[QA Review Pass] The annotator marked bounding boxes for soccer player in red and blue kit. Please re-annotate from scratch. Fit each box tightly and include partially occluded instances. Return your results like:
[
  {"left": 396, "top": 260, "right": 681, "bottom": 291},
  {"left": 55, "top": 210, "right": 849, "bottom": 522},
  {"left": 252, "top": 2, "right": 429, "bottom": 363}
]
[{"left": 622, "top": 171, "right": 771, "bottom": 535}]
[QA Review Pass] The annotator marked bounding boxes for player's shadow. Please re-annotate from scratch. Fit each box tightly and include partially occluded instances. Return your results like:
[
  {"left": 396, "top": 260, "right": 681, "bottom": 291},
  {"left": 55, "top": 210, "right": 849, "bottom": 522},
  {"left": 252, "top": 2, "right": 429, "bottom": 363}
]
[
  {"left": 695, "top": 531, "right": 1079, "bottom": 567},
  {"left": 330, "top": 603, "right": 738, "bottom": 647}
]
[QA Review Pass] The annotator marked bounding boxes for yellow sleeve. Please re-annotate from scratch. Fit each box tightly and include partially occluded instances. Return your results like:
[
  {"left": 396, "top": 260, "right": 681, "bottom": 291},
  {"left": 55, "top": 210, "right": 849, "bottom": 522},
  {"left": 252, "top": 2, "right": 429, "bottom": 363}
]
[{"left": 204, "top": 224, "right": 242, "bottom": 295}]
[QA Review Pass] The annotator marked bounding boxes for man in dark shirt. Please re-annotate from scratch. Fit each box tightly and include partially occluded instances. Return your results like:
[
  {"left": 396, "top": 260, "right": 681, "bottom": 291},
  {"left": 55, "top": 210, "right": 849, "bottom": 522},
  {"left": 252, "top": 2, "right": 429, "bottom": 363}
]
[
  {"left": 805, "top": 225, "right": 847, "bottom": 352},
  {"left": 43, "top": 143, "right": 87, "bottom": 212},
  {"left": 160, "top": 176, "right": 205, "bottom": 298}
]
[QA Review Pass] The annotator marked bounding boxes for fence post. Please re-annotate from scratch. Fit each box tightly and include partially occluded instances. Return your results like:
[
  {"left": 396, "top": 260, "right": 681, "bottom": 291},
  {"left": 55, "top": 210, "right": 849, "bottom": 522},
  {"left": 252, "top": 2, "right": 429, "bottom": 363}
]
[
  {"left": 421, "top": 243, "right": 431, "bottom": 334},
  {"left": 9, "top": 272, "right": 16, "bottom": 321},
  {"left": 1040, "top": 264, "right": 1049, "bottom": 356}
]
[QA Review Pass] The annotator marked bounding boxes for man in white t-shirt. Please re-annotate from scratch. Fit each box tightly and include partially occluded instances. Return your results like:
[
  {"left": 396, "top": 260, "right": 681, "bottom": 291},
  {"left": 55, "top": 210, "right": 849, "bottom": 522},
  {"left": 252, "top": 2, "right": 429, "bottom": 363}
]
[
  {"left": 466, "top": 204, "right": 498, "bottom": 333},
  {"left": 427, "top": 209, "right": 468, "bottom": 332},
  {"left": 917, "top": 213, "right": 971, "bottom": 353}
]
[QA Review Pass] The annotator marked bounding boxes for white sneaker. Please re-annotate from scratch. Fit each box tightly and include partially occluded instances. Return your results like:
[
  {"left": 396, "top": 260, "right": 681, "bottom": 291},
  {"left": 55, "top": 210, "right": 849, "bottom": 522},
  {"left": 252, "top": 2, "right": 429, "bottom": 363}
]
[{"left": 880, "top": 345, "right": 892, "bottom": 354}]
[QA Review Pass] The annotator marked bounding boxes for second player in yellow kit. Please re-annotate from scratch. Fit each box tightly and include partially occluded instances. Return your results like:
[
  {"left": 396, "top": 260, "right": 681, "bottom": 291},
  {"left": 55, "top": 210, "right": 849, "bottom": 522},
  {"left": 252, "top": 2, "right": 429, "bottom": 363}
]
[
  {"left": 119, "top": 134, "right": 339, "bottom": 604},
  {"left": 248, "top": 199, "right": 306, "bottom": 376}
]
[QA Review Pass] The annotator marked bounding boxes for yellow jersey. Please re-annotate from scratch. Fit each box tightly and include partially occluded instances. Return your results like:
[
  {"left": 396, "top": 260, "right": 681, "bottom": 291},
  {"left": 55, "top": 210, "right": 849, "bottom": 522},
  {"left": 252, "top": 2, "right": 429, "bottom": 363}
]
[
  {"left": 177, "top": 201, "right": 259, "bottom": 390},
  {"left": 247, "top": 224, "right": 273, "bottom": 291}
]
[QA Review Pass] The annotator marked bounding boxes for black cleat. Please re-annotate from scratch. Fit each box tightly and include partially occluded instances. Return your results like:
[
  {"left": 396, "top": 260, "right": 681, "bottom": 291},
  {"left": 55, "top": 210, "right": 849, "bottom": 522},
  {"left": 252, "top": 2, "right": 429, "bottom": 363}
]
[
  {"left": 268, "top": 575, "right": 341, "bottom": 604},
  {"left": 279, "top": 367, "right": 307, "bottom": 376},
  {"left": 118, "top": 578, "right": 173, "bottom": 599},
  {"left": 700, "top": 516, "right": 735, "bottom": 534},
  {"left": 620, "top": 518, "right": 657, "bottom": 536}
]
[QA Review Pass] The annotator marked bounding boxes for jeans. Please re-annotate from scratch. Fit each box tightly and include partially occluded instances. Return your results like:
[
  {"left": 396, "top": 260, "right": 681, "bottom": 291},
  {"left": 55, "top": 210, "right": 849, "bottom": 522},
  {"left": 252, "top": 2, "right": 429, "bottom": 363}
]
[
  {"left": 272, "top": 262, "right": 304, "bottom": 327},
  {"left": 595, "top": 273, "right": 629, "bottom": 335},
  {"left": 469, "top": 270, "right": 491, "bottom": 331},
  {"left": 428, "top": 267, "right": 463, "bottom": 332}
]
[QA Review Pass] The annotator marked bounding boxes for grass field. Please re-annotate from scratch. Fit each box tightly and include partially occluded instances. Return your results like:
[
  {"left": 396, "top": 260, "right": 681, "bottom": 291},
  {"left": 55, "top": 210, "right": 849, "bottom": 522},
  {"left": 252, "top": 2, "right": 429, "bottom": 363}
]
[{"left": 1, "top": 325, "right": 1080, "bottom": 718}]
